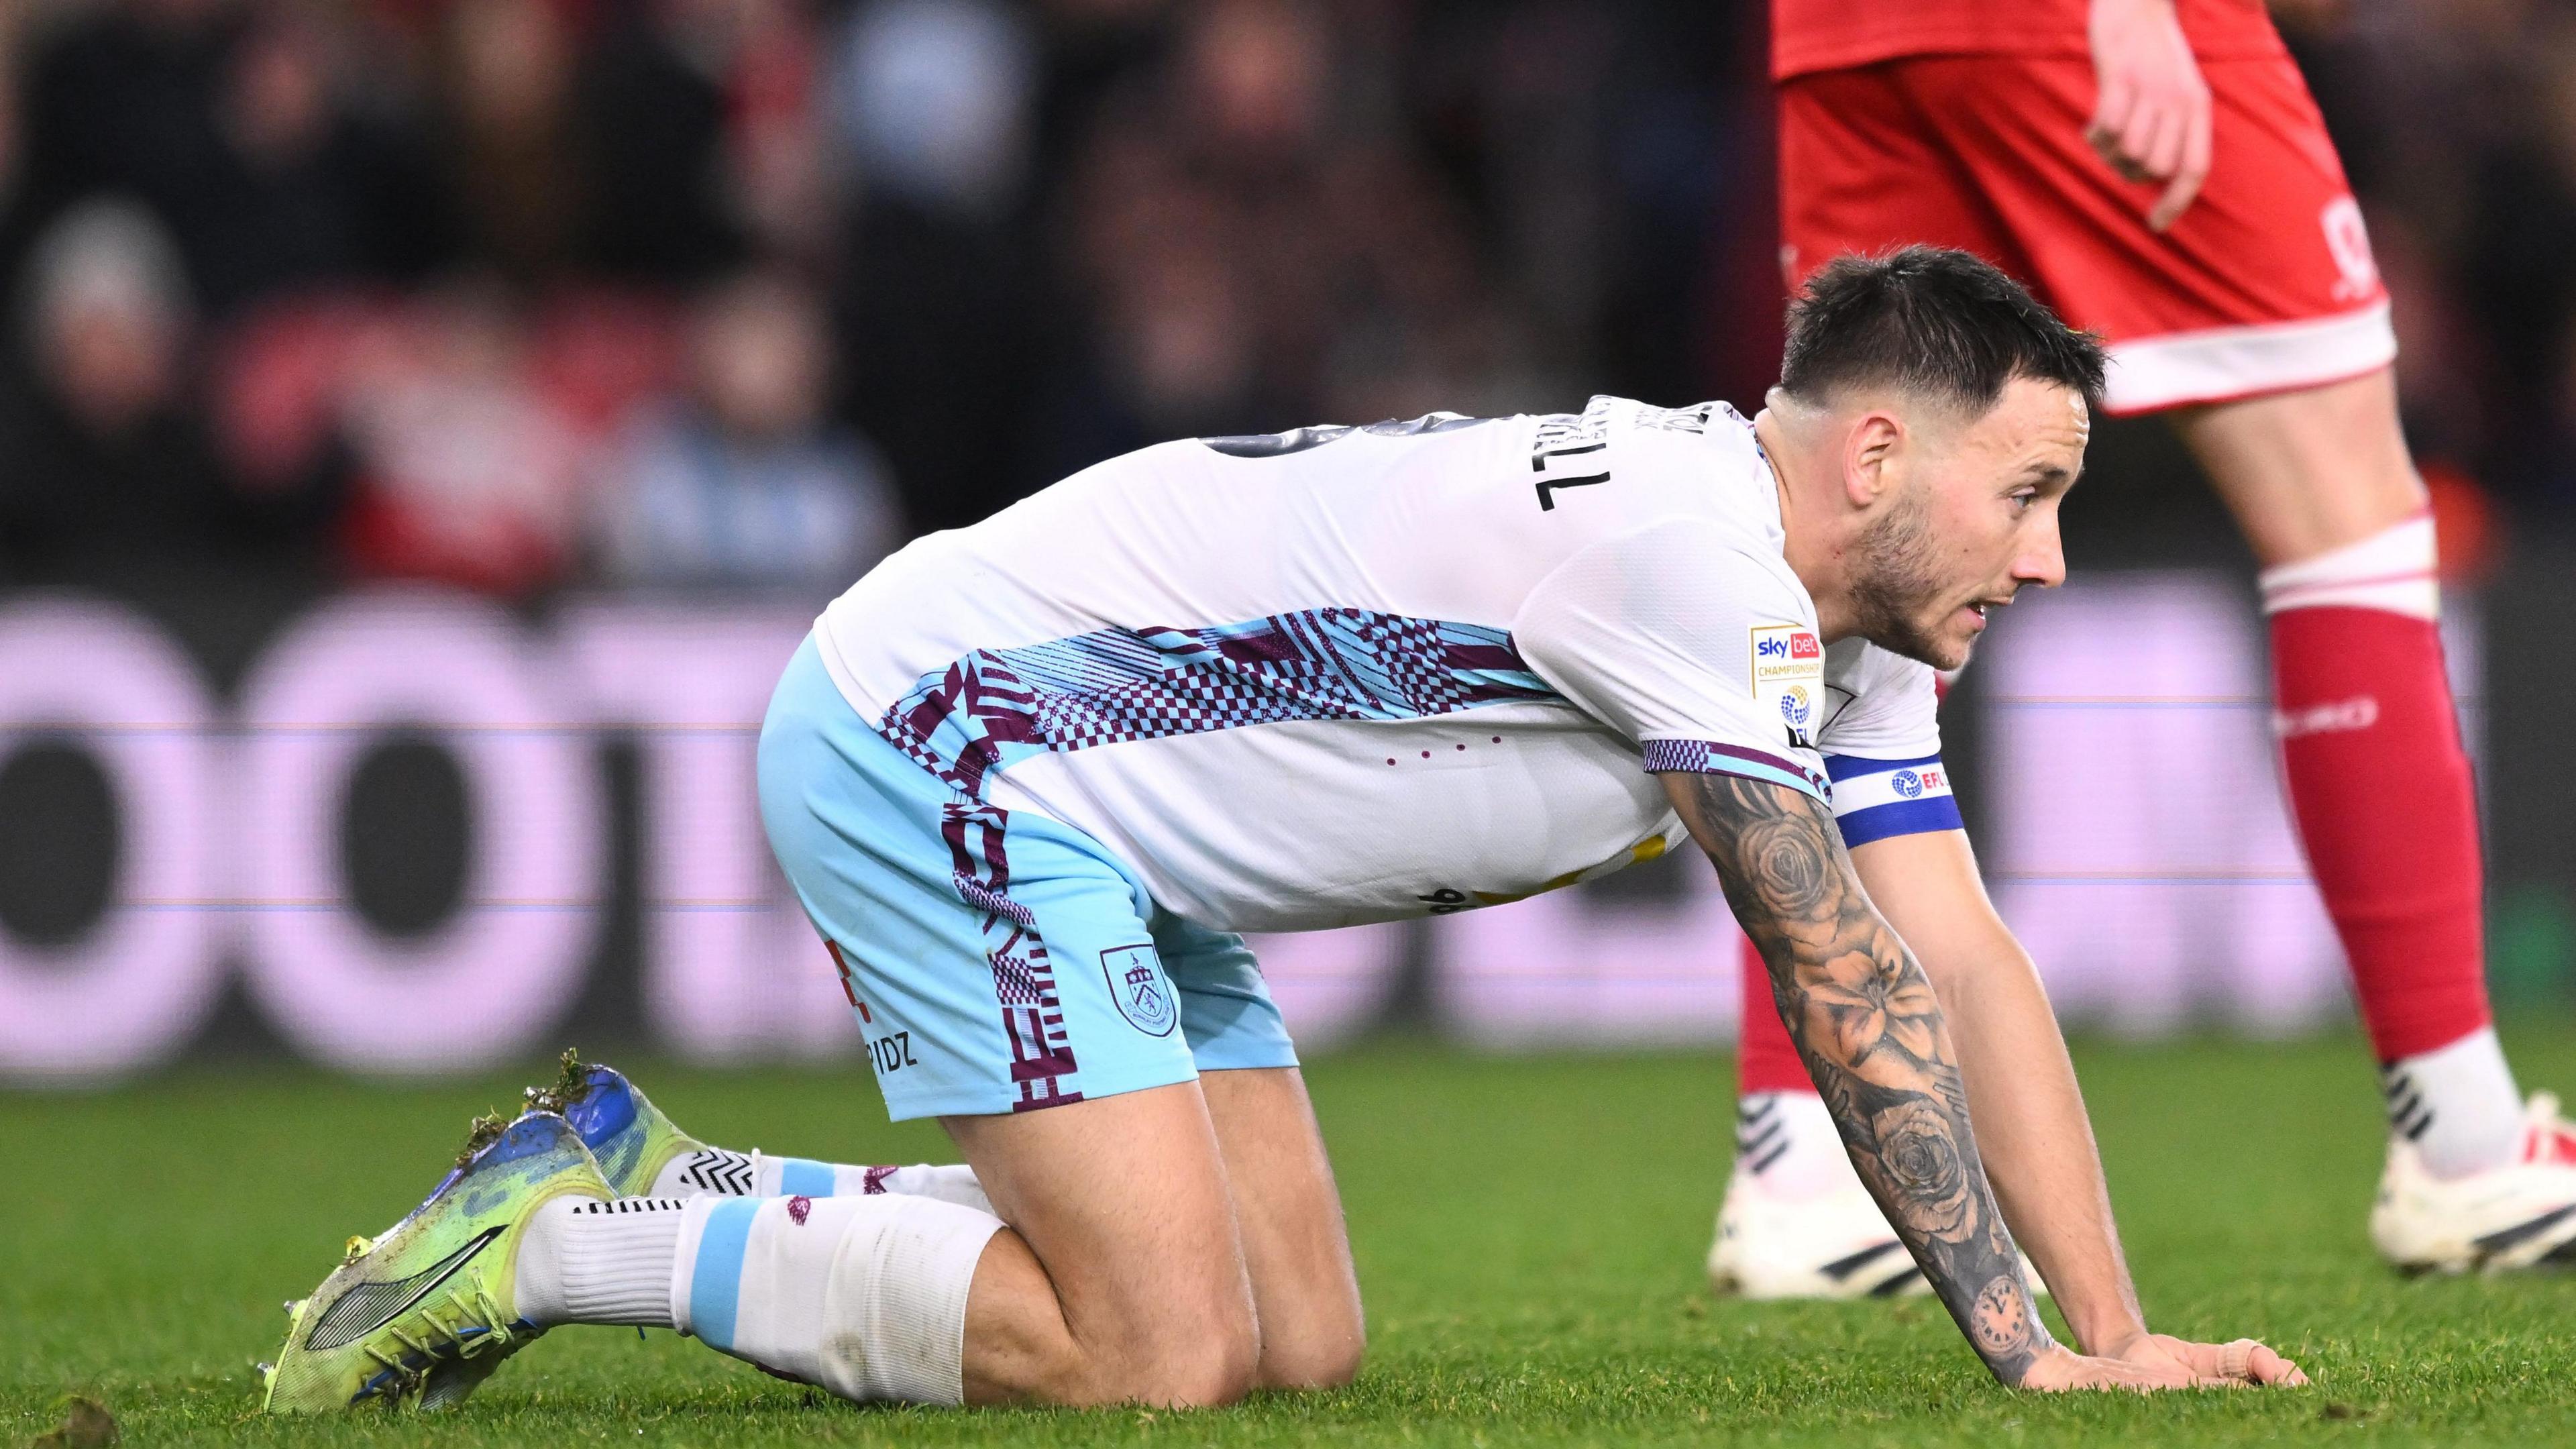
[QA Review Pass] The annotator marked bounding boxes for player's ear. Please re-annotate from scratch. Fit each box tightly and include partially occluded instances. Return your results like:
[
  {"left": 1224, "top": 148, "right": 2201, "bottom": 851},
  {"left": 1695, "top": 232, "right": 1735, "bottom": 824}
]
[{"left": 1841, "top": 410, "right": 1902, "bottom": 508}]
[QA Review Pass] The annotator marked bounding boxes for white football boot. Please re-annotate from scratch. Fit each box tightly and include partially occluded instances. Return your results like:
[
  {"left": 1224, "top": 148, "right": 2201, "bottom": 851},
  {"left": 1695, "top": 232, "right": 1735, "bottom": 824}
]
[
  {"left": 2371, "top": 1091, "right": 2576, "bottom": 1274},
  {"left": 1709, "top": 1160, "right": 1933, "bottom": 1299},
  {"left": 1710, "top": 1093, "right": 2048, "bottom": 1300}
]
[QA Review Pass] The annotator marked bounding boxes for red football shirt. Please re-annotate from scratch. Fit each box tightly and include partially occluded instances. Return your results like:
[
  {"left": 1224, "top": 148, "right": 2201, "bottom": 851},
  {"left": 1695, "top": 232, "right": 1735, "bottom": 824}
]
[{"left": 1772, "top": 0, "right": 2286, "bottom": 81}]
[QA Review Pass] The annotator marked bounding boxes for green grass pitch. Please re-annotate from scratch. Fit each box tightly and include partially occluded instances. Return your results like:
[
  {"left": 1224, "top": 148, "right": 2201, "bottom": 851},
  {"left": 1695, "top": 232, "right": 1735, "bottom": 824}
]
[{"left": 9, "top": 1028, "right": 2576, "bottom": 1446}]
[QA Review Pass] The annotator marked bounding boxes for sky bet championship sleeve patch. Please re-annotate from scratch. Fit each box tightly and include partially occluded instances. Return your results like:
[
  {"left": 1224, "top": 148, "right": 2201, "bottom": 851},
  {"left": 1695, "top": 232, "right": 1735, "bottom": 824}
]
[
  {"left": 1748, "top": 623, "right": 1826, "bottom": 751},
  {"left": 1825, "top": 754, "right": 1964, "bottom": 847}
]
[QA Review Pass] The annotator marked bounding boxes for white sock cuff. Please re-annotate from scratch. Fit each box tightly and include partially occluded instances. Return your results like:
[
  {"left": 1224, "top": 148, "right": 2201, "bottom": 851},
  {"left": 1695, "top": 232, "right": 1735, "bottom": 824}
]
[
  {"left": 1739, "top": 1089, "right": 1837, "bottom": 1148},
  {"left": 565, "top": 1197, "right": 686, "bottom": 1327},
  {"left": 517, "top": 1195, "right": 683, "bottom": 1328},
  {"left": 651, "top": 1145, "right": 769, "bottom": 1198},
  {"left": 2387, "top": 1025, "right": 2522, "bottom": 1179},
  {"left": 647, "top": 1148, "right": 991, "bottom": 1214},
  {"left": 2258, "top": 513, "right": 2438, "bottom": 620},
  {"left": 668, "top": 1195, "right": 727, "bottom": 1336},
  {"left": 669, "top": 1192, "right": 1002, "bottom": 1405},
  {"left": 1737, "top": 1089, "right": 1859, "bottom": 1201},
  {"left": 841, "top": 1195, "right": 1004, "bottom": 1404},
  {"left": 867, "top": 1163, "right": 997, "bottom": 1215}
]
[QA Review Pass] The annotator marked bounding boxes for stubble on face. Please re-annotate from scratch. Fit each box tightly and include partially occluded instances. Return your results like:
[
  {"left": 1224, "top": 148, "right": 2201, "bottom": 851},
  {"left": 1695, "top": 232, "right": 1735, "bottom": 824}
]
[{"left": 1847, "top": 482, "right": 1960, "bottom": 669}]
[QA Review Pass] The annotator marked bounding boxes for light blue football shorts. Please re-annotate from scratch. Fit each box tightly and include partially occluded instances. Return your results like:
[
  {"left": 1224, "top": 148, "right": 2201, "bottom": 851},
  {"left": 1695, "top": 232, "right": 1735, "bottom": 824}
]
[{"left": 757, "top": 633, "right": 1299, "bottom": 1120}]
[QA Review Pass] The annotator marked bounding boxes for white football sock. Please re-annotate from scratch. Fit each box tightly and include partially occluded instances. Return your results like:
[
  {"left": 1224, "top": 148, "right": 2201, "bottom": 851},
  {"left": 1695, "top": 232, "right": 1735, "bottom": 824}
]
[
  {"left": 670, "top": 1192, "right": 1002, "bottom": 1405},
  {"left": 649, "top": 1149, "right": 994, "bottom": 1214},
  {"left": 2383, "top": 1026, "right": 2524, "bottom": 1179},
  {"left": 2257, "top": 513, "right": 2438, "bottom": 619},
  {"left": 864, "top": 1163, "right": 997, "bottom": 1212},
  {"left": 1736, "top": 1091, "right": 1862, "bottom": 1201},
  {"left": 515, "top": 1197, "right": 684, "bottom": 1328}
]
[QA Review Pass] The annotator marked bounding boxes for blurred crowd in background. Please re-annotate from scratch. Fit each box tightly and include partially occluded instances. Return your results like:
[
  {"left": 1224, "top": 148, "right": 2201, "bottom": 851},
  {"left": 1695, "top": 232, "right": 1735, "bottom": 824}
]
[{"left": 0, "top": 0, "right": 2571, "bottom": 600}]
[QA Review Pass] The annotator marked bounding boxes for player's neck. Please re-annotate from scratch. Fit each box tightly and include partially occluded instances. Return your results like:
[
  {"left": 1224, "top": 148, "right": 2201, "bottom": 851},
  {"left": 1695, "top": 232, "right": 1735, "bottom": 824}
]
[{"left": 1752, "top": 405, "right": 1861, "bottom": 644}]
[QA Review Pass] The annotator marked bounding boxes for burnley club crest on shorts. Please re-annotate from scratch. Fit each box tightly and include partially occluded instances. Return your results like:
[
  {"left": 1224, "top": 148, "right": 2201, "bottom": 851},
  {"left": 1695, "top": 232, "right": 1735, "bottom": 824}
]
[{"left": 1102, "top": 945, "right": 1177, "bottom": 1036}]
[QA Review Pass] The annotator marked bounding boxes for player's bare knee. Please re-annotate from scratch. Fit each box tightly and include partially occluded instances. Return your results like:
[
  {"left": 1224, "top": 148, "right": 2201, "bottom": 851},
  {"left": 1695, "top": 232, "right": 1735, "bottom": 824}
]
[
  {"left": 1248, "top": 1281, "right": 1366, "bottom": 1391},
  {"left": 1056, "top": 1273, "right": 1260, "bottom": 1407},
  {"left": 1175, "top": 1330, "right": 1263, "bottom": 1406},
  {"left": 1087, "top": 1321, "right": 1258, "bottom": 1407},
  {"left": 1257, "top": 1323, "right": 1365, "bottom": 1391}
]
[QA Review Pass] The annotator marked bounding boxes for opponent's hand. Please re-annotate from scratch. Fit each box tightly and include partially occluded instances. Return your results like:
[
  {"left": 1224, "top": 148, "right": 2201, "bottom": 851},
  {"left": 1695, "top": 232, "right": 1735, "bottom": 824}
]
[
  {"left": 2086, "top": 0, "right": 2212, "bottom": 231},
  {"left": 2013, "top": 1336, "right": 2306, "bottom": 1391}
]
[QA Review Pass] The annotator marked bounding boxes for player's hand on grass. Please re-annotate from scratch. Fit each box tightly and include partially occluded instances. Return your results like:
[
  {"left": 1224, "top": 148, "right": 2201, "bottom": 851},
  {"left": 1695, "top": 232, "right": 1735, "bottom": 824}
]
[
  {"left": 2116, "top": 1333, "right": 2308, "bottom": 1387},
  {"left": 2017, "top": 1335, "right": 2306, "bottom": 1391},
  {"left": 2086, "top": 0, "right": 2212, "bottom": 231}
]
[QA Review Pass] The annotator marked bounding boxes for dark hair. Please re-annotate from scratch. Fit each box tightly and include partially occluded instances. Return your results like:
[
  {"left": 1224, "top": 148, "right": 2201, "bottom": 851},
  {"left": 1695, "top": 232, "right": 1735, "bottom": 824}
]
[{"left": 1778, "top": 246, "right": 2106, "bottom": 415}]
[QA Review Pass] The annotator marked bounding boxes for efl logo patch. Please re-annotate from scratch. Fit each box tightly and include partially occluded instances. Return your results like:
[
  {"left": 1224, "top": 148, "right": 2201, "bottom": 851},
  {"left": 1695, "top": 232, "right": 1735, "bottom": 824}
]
[{"left": 1101, "top": 944, "right": 1177, "bottom": 1037}]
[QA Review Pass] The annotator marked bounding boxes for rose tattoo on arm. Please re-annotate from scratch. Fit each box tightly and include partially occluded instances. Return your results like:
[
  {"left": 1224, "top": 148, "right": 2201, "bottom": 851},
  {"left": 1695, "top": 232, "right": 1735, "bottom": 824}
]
[{"left": 1678, "top": 771, "right": 2051, "bottom": 1383}]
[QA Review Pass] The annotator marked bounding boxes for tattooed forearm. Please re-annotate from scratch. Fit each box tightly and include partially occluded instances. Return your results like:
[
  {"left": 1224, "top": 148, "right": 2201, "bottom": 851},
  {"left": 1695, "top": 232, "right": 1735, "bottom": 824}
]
[{"left": 1679, "top": 771, "right": 2051, "bottom": 1383}]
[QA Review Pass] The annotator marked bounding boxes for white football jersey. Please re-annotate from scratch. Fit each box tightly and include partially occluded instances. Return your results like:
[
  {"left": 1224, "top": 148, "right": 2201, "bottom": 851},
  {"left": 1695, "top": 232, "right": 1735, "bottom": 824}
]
[{"left": 814, "top": 396, "right": 1953, "bottom": 932}]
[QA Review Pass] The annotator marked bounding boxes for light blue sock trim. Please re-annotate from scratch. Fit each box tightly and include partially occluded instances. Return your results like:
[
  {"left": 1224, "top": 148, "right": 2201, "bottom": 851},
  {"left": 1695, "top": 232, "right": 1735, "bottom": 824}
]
[
  {"left": 778, "top": 1157, "right": 836, "bottom": 1198},
  {"left": 688, "top": 1198, "right": 761, "bottom": 1352}
]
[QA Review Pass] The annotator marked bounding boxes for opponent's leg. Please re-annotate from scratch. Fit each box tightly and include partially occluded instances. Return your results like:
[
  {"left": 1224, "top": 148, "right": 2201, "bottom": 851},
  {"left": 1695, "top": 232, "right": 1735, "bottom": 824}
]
[
  {"left": 2175, "top": 370, "right": 2516, "bottom": 1167},
  {"left": 1199, "top": 1067, "right": 1364, "bottom": 1389},
  {"left": 2178, "top": 370, "right": 2576, "bottom": 1269},
  {"left": 2174, "top": 369, "right": 2426, "bottom": 566}
]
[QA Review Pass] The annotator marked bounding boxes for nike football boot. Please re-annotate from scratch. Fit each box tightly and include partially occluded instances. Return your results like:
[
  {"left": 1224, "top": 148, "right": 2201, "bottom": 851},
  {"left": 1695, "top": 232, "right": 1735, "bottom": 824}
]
[
  {"left": 2373, "top": 1091, "right": 2576, "bottom": 1274},
  {"left": 260, "top": 1110, "right": 608, "bottom": 1413},
  {"left": 523, "top": 1051, "right": 712, "bottom": 1199}
]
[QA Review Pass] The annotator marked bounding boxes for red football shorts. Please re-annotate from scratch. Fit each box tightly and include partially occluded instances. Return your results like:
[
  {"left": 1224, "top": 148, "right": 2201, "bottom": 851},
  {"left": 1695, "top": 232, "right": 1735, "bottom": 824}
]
[{"left": 1778, "top": 54, "right": 2395, "bottom": 415}]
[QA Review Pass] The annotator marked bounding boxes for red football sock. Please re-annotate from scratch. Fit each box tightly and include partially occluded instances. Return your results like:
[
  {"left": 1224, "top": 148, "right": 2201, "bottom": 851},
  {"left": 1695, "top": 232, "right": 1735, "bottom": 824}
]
[
  {"left": 2263, "top": 517, "right": 2490, "bottom": 1063},
  {"left": 1736, "top": 929, "right": 1813, "bottom": 1095}
]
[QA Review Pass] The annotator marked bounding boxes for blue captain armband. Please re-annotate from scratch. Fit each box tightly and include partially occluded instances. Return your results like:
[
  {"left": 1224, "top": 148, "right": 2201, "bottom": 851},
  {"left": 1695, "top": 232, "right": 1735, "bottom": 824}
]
[{"left": 1826, "top": 753, "right": 1962, "bottom": 847}]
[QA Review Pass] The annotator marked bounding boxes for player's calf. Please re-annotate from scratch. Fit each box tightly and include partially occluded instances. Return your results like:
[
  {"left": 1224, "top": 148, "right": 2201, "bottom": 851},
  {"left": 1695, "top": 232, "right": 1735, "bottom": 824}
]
[
  {"left": 960, "top": 1225, "right": 1261, "bottom": 1407},
  {"left": 947, "top": 1080, "right": 1270, "bottom": 1407},
  {"left": 1199, "top": 1067, "right": 1366, "bottom": 1391},
  {"left": 1251, "top": 1322, "right": 1364, "bottom": 1393}
]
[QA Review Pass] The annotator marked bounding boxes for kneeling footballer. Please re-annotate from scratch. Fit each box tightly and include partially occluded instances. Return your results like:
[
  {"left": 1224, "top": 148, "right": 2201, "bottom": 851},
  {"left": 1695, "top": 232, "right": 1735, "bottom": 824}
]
[{"left": 265, "top": 247, "right": 2304, "bottom": 1410}]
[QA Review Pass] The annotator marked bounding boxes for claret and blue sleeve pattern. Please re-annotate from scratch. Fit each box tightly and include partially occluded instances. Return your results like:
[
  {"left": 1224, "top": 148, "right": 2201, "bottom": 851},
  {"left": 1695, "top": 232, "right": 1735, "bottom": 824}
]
[
  {"left": 1640, "top": 738, "right": 1832, "bottom": 802},
  {"left": 877, "top": 608, "right": 1560, "bottom": 799}
]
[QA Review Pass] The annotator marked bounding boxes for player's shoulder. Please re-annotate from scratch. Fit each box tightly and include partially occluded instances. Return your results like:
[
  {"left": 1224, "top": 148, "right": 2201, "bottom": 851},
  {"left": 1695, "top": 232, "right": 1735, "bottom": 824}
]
[
  {"left": 1823, "top": 637, "right": 1939, "bottom": 722},
  {"left": 1597, "top": 396, "right": 1766, "bottom": 470},
  {"left": 1824, "top": 637, "right": 1931, "bottom": 692},
  {"left": 1556, "top": 394, "right": 1778, "bottom": 532},
  {"left": 1820, "top": 637, "right": 1941, "bottom": 753}
]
